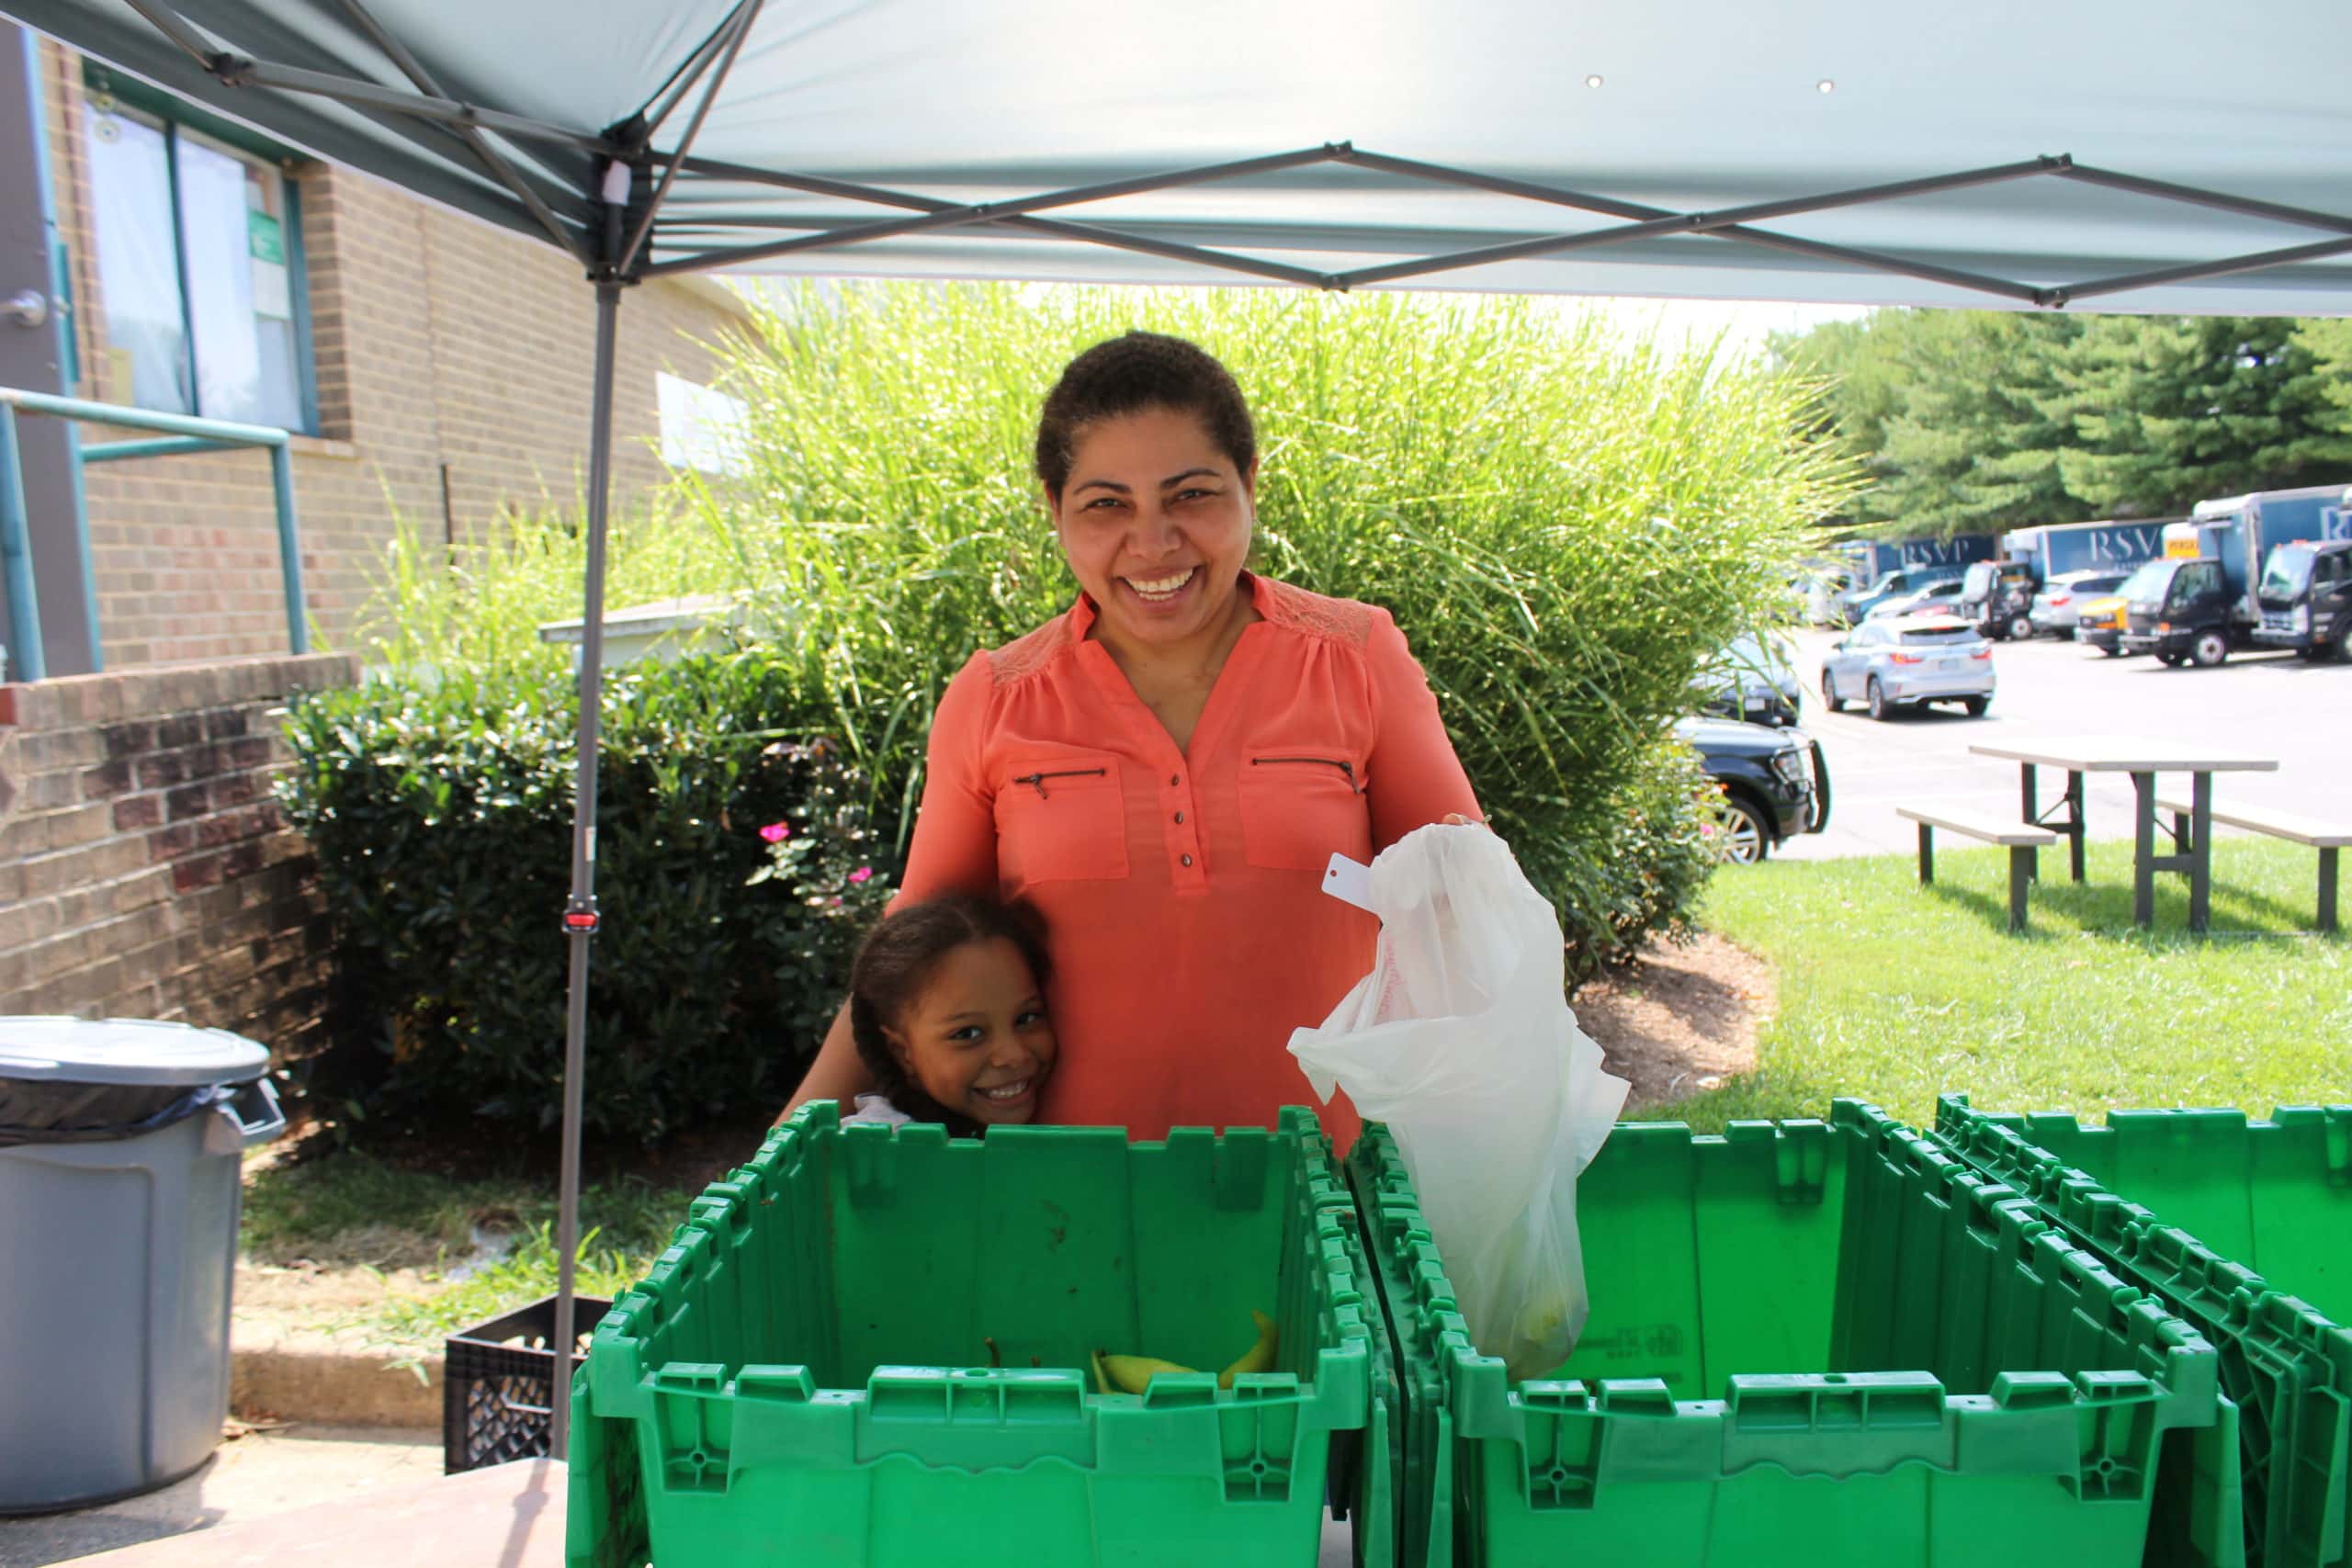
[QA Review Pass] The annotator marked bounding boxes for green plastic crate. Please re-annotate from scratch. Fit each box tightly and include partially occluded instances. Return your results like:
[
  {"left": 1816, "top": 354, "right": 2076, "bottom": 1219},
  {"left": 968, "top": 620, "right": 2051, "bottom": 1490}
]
[
  {"left": 566, "top": 1103, "right": 1375, "bottom": 1568},
  {"left": 1938, "top": 1096, "right": 2352, "bottom": 1568},
  {"left": 1347, "top": 1135, "right": 1454, "bottom": 1568},
  {"left": 1347, "top": 1101, "right": 2241, "bottom": 1568},
  {"left": 1934, "top": 1100, "right": 2351, "bottom": 1325},
  {"left": 1322, "top": 1195, "right": 1398, "bottom": 1568}
]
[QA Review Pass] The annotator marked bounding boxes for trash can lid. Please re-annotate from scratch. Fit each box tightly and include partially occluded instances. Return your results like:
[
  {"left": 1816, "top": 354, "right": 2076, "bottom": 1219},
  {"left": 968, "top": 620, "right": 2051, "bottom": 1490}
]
[{"left": 0, "top": 1017, "right": 270, "bottom": 1088}]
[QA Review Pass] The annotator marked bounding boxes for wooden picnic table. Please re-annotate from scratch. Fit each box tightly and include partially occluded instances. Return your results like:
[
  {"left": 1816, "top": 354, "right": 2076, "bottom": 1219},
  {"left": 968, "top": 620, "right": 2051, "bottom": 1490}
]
[{"left": 1967, "top": 738, "right": 2279, "bottom": 931}]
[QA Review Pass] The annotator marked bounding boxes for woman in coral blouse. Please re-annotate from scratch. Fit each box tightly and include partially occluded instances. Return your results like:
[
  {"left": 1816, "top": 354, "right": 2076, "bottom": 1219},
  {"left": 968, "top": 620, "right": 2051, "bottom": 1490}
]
[{"left": 787, "top": 331, "right": 1481, "bottom": 1144}]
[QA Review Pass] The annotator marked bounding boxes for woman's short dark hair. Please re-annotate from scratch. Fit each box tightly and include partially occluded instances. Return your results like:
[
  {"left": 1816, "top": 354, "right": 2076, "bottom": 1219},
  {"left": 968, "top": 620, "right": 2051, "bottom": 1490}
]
[
  {"left": 1034, "top": 331, "right": 1257, "bottom": 503},
  {"left": 846, "top": 893, "right": 1052, "bottom": 1137}
]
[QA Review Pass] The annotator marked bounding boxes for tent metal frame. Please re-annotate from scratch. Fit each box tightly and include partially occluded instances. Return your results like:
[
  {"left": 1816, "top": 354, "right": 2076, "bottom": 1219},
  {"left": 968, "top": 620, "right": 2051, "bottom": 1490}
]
[{"left": 71, "top": 0, "right": 2352, "bottom": 1461}]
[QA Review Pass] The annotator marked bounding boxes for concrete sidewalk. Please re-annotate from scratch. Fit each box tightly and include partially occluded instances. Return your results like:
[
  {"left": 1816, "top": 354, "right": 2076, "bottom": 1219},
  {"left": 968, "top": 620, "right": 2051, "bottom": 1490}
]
[{"left": 0, "top": 1427, "right": 441, "bottom": 1567}]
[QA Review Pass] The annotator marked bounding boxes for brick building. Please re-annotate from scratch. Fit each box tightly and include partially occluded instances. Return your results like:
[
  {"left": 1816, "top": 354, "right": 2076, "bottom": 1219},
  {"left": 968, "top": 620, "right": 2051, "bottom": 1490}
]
[
  {"left": 0, "top": 33, "right": 753, "bottom": 1040},
  {"left": 18, "top": 34, "right": 753, "bottom": 669}
]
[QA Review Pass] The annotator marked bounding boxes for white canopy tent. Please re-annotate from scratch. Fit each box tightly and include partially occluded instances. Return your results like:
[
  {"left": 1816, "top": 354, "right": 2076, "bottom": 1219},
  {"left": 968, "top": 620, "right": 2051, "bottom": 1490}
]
[{"left": 12, "top": 0, "right": 2352, "bottom": 1457}]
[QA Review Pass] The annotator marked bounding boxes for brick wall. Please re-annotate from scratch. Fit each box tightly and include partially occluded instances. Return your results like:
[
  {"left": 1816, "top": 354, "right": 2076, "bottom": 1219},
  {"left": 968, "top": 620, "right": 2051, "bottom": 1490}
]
[
  {"left": 37, "top": 40, "right": 753, "bottom": 668},
  {"left": 0, "top": 655, "right": 355, "bottom": 1055}
]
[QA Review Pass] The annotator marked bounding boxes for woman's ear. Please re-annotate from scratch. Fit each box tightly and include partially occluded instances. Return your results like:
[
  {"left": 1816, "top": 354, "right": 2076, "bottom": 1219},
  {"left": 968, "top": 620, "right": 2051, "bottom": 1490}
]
[{"left": 881, "top": 1025, "right": 916, "bottom": 1073}]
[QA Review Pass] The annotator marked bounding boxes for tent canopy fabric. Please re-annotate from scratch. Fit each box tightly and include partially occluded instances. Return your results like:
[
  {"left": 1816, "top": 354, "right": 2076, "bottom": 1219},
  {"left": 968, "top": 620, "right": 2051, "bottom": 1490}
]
[
  {"left": 17, "top": 0, "right": 2352, "bottom": 1465},
  {"left": 14, "top": 0, "right": 2352, "bottom": 312}
]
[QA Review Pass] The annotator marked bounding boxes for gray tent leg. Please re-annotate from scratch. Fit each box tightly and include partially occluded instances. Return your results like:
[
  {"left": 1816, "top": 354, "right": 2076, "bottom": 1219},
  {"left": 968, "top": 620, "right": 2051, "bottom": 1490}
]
[{"left": 550, "top": 276, "right": 624, "bottom": 1462}]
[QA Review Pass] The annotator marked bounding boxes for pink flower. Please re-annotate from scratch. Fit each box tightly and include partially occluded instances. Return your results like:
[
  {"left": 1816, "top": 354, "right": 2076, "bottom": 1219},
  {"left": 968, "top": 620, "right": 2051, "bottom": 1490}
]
[
  {"left": 759, "top": 822, "right": 790, "bottom": 843},
  {"left": 848, "top": 867, "right": 873, "bottom": 885},
  {"left": 830, "top": 896, "right": 844, "bottom": 908}
]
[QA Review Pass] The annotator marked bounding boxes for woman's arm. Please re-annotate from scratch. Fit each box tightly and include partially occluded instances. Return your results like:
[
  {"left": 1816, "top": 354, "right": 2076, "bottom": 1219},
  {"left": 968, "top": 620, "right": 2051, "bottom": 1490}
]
[
  {"left": 779, "top": 653, "right": 1001, "bottom": 1120},
  {"left": 780, "top": 1002, "right": 865, "bottom": 1122},
  {"left": 1363, "top": 609, "right": 1483, "bottom": 848}
]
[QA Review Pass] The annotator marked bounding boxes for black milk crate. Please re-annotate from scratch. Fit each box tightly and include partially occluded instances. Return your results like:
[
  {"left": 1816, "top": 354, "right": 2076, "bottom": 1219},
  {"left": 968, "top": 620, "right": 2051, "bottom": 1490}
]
[{"left": 443, "top": 1294, "right": 611, "bottom": 1474}]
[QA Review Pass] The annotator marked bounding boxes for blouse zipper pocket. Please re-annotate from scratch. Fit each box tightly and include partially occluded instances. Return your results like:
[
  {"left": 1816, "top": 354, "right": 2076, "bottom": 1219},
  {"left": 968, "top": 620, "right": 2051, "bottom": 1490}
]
[
  {"left": 1012, "top": 767, "right": 1109, "bottom": 800},
  {"left": 1251, "top": 756, "right": 1363, "bottom": 794}
]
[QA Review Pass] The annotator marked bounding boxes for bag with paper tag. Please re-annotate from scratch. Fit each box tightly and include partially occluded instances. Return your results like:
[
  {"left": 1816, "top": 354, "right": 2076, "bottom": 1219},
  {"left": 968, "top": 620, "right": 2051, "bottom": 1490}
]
[{"left": 1291, "top": 823, "right": 1627, "bottom": 1378}]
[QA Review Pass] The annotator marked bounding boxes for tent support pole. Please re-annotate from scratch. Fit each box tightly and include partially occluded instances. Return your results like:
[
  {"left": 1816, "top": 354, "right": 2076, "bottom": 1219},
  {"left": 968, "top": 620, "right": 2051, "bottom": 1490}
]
[{"left": 550, "top": 274, "right": 624, "bottom": 1463}]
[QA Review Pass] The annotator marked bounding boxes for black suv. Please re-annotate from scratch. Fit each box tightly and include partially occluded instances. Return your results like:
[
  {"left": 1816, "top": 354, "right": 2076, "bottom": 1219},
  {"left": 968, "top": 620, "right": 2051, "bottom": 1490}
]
[{"left": 1674, "top": 716, "right": 1831, "bottom": 864}]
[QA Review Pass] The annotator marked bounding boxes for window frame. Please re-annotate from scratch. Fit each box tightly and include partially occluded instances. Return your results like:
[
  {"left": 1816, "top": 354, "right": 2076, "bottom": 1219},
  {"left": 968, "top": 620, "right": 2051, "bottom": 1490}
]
[{"left": 80, "top": 62, "right": 320, "bottom": 435}]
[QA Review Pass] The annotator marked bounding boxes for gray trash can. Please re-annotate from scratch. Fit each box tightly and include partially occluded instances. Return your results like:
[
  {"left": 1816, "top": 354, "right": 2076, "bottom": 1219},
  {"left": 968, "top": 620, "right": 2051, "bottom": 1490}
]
[{"left": 0, "top": 1017, "right": 287, "bottom": 1515}]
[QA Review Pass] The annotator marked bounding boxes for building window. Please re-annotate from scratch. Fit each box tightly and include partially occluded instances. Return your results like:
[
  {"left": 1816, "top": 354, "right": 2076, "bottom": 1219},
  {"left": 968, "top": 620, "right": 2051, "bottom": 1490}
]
[
  {"left": 657, "top": 372, "right": 749, "bottom": 477},
  {"left": 81, "top": 92, "right": 310, "bottom": 432}
]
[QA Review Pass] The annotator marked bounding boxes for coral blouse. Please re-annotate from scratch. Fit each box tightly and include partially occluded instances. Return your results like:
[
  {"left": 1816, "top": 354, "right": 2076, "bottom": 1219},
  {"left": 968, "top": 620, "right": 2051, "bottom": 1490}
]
[{"left": 894, "top": 574, "right": 1480, "bottom": 1144}]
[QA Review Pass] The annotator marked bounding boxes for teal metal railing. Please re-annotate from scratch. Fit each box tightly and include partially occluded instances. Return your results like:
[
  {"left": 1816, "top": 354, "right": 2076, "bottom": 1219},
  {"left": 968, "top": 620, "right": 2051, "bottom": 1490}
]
[{"left": 0, "top": 387, "right": 308, "bottom": 682}]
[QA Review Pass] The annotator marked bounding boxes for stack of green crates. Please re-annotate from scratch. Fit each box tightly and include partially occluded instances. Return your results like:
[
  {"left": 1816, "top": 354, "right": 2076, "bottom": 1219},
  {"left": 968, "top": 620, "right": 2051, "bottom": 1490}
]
[
  {"left": 1936, "top": 1096, "right": 2352, "bottom": 1568},
  {"left": 565, "top": 1102, "right": 1380, "bottom": 1568},
  {"left": 1347, "top": 1100, "right": 2242, "bottom": 1568}
]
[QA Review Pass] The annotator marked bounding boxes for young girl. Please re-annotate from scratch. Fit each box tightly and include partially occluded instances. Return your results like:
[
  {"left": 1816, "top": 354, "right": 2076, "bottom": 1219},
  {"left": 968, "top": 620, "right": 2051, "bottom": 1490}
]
[{"left": 840, "top": 894, "right": 1057, "bottom": 1136}]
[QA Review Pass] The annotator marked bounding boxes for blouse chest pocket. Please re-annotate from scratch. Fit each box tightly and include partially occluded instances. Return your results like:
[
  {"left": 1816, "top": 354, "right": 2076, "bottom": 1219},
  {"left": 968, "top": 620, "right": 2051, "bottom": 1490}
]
[
  {"left": 1236, "top": 752, "right": 1373, "bottom": 873},
  {"left": 993, "top": 751, "right": 1131, "bottom": 886}
]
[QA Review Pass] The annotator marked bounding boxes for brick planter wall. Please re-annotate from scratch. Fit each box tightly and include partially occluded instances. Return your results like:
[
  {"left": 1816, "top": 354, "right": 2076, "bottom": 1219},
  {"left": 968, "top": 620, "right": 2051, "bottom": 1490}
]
[{"left": 0, "top": 654, "right": 356, "bottom": 1055}]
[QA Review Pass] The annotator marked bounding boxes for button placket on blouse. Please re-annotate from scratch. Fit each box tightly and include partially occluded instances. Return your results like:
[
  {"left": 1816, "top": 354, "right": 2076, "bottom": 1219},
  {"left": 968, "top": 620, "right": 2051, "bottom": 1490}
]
[
  {"left": 1162, "top": 767, "right": 1204, "bottom": 886},
  {"left": 1068, "top": 584, "right": 1272, "bottom": 897}
]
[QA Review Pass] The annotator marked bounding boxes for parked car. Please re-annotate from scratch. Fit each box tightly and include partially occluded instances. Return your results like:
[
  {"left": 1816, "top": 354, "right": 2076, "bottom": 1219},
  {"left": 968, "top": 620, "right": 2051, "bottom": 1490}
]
[
  {"left": 1839, "top": 565, "right": 1951, "bottom": 625},
  {"left": 2249, "top": 537, "right": 2352, "bottom": 661},
  {"left": 1863, "top": 576, "right": 1966, "bottom": 622},
  {"left": 2031, "top": 570, "right": 2128, "bottom": 638},
  {"left": 2121, "top": 555, "right": 2238, "bottom": 666},
  {"left": 2077, "top": 558, "right": 2168, "bottom": 656},
  {"left": 1818, "top": 615, "right": 1996, "bottom": 719},
  {"left": 1956, "top": 558, "right": 2039, "bottom": 640},
  {"left": 1673, "top": 716, "right": 1830, "bottom": 864},
  {"left": 1693, "top": 632, "right": 1803, "bottom": 726}
]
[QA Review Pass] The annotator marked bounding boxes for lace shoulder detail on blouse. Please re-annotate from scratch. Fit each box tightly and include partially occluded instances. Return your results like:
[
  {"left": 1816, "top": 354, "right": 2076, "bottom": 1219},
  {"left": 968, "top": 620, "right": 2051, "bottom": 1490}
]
[
  {"left": 1260, "top": 577, "right": 1374, "bottom": 648},
  {"left": 985, "top": 614, "right": 1073, "bottom": 686}
]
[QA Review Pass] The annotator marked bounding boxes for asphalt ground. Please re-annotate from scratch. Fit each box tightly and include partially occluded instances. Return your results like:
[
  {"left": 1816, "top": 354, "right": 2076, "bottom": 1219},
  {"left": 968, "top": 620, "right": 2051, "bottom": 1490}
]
[{"left": 1772, "top": 626, "right": 2351, "bottom": 862}]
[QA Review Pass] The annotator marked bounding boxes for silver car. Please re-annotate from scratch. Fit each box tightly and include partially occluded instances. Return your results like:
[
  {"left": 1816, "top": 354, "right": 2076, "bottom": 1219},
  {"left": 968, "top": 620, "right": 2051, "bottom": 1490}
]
[
  {"left": 1819, "top": 615, "right": 1996, "bottom": 720},
  {"left": 1862, "top": 576, "right": 1967, "bottom": 622},
  {"left": 2029, "top": 570, "right": 2129, "bottom": 637}
]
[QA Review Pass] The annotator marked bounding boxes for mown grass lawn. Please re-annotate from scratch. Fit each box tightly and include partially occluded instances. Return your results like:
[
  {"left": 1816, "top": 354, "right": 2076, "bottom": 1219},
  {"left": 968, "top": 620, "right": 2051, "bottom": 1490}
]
[{"left": 1679, "top": 836, "right": 2349, "bottom": 1133}]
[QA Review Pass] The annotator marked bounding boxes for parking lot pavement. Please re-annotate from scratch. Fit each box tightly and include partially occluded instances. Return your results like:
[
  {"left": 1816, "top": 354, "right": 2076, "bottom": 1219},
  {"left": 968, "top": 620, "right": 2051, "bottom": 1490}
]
[{"left": 1775, "top": 627, "right": 2352, "bottom": 861}]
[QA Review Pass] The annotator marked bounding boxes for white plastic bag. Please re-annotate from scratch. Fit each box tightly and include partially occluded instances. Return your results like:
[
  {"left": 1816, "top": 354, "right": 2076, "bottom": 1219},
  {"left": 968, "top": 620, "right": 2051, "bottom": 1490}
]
[{"left": 1289, "top": 824, "right": 1627, "bottom": 1378}]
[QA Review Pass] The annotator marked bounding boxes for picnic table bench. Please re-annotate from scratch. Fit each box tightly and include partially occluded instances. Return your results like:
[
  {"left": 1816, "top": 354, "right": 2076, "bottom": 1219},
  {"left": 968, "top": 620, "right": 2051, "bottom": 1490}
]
[
  {"left": 2154, "top": 795, "right": 2348, "bottom": 933},
  {"left": 1896, "top": 804, "right": 2058, "bottom": 931}
]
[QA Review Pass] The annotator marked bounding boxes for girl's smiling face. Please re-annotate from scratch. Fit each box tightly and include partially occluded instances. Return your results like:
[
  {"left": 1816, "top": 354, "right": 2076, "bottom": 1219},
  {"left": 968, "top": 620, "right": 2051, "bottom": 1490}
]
[
  {"left": 1049, "top": 406, "right": 1256, "bottom": 649},
  {"left": 883, "top": 938, "right": 1057, "bottom": 1124}
]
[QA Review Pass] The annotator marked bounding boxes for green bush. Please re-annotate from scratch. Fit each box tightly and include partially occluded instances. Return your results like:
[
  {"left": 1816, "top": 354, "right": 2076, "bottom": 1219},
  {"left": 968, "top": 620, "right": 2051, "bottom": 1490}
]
[
  {"left": 276, "top": 654, "right": 892, "bottom": 1147},
  {"left": 334, "top": 286, "right": 1840, "bottom": 1090},
  {"left": 708, "top": 286, "right": 1838, "bottom": 973}
]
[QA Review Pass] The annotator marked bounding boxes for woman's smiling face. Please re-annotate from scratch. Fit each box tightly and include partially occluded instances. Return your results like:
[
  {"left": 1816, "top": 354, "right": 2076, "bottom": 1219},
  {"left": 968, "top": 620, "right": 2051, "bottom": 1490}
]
[{"left": 1050, "top": 406, "right": 1256, "bottom": 649}]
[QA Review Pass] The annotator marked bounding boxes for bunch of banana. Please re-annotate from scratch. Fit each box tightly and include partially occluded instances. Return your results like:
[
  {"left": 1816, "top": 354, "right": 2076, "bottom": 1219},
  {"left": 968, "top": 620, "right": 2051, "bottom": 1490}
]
[{"left": 1091, "top": 1309, "right": 1278, "bottom": 1394}]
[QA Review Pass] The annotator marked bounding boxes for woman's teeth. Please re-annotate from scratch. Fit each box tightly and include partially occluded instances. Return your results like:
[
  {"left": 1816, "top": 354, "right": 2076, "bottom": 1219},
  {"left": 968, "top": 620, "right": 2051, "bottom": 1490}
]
[
  {"left": 980, "top": 1079, "right": 1031, "bottom": 1101},
  {"left": 1125, "top": 567, "right": 1195, "bottom": 602}
]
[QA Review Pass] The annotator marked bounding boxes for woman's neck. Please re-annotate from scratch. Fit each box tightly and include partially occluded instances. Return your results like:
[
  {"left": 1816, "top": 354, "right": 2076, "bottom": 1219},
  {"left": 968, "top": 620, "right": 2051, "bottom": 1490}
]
[{"left": 1091, "top": 576, "right": 1259, "bottom": 689}]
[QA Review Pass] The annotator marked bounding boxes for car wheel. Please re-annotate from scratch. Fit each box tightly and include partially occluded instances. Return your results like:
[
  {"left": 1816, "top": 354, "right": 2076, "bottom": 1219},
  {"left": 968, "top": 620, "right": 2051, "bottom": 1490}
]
[
  {"left": 2335, "top": 621, "right": 2352, "bottom": 663},
  {"left": 1819, "top": 670, "right": 1845, "bottom": 713},
  {"left": 1722, "top": 797, "right": 1770, "bottom": 865},
  {"left": 2098, "top": 643, "right": 2120, "bottom": 658},
  {"left": 2063, "top": 626, "right": 2078, "bottom": 641},
  {"left": 2156, "top": 649, "right": 2182, "bottom": 666},
  {"left": 2007, "top": 614, "right": 2034, "bottom": 642},
  {"left": 1962, "top": 695, "right": 1990, "bottom": 717},
  {"left": 1867, "top": 677, "right": 1894, "bottom": 720},
  {"left": 2190, "top": 629, "right": 2230, "bottom": 668}
]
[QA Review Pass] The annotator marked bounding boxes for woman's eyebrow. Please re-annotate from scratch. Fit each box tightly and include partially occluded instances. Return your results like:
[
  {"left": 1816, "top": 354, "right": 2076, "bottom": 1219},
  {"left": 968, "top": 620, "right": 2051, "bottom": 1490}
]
[{"left": 1070, "top": 468, "right": 1220, "bottom": 496}]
